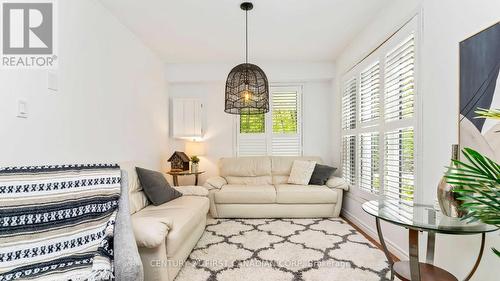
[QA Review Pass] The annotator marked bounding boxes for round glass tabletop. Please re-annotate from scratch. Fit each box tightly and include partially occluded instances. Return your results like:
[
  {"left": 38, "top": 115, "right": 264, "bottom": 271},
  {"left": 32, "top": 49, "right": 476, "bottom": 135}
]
[{"left": 362, "top": 197, "right": 498, "bottom": 234}]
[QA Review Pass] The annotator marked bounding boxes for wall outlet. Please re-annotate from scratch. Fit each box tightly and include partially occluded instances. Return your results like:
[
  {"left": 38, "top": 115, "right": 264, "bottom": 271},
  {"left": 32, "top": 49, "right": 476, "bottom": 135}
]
[{"left": 17, "top": 99, "right": 28, "bottom": 118}]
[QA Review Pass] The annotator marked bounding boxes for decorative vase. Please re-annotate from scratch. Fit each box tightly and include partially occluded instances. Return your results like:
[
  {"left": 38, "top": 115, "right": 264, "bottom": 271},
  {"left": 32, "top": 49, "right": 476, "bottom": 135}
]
[
  {"left": 191, "top": 163, "right": 199, "bottom": 173},
  {"left": 437, "top": 144, "right": 466, "bottom": 218}
]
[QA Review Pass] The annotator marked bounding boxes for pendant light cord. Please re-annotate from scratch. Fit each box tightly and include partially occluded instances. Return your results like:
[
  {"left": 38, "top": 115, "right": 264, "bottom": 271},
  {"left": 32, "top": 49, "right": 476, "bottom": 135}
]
[{"left": 245, "top": 9, "right": 248, "bottom": 64}]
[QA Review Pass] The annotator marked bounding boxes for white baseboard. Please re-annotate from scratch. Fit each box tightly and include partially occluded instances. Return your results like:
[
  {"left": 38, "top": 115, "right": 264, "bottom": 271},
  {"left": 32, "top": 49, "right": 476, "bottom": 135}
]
[{"left": 342, "top": 209, "right": 408, "bottom": 260}]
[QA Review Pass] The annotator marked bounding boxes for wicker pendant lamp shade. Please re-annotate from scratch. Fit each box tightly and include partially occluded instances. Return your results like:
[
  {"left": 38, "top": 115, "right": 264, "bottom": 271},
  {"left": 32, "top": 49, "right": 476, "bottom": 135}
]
[{"left": 225, "top": 2, "right": 269, "bottom": 115}]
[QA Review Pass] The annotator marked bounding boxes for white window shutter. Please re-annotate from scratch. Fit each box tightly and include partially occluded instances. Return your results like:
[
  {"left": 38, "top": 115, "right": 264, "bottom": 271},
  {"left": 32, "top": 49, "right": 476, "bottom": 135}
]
[
  {"left": 237, "top": 86, "right": 302, "bottom": 157},
  {"left": 238, "top": 134, "right": 267, "bottom": 156},
  {"left": 340, "top": 17, "right": 418, "bottom": 210},
  {"left": 360, "top": 62, "right": 380, "bottom": 125},
  {"left": 384, "top": 128, "right": 415, "bottom": 207},
  {"left": 342, "top": 135, "right": 356, "bottom": 186},
  {"left": 271, "top": 136, "right": 301, "bottom": 156},
  {"left": 382, "top": 32, "right": 416, "bottom": 214},
  {"left": 271, "top": 90, "right": 302, "bottom": 156},
  {"left": 342, "top": 78, "right": 357, "bottom": 130},
  {"left": 359, "top": 132, "right": 380, "bottom": 194},
  {"left": 384, "top": 34, "right": 415, "bottom": 122}
]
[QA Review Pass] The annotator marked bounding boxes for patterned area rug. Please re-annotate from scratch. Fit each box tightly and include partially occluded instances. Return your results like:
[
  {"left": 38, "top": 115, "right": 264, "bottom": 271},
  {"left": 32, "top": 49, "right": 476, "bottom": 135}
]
[{"left": 176, "top": 218, "right": 391, "bottom": 281}]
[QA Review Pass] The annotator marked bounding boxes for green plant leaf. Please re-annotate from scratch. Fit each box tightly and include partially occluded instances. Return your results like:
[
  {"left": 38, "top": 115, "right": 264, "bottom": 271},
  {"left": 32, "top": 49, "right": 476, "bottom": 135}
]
[
  {"left": 493, "top": 248, "right": 500, "bottom": 258},
  {"left": 445, "top": 148, "right": 500, "bottom": 231},
  {"left": 475, "top": 108, "right": 500, "bottom": 120}
]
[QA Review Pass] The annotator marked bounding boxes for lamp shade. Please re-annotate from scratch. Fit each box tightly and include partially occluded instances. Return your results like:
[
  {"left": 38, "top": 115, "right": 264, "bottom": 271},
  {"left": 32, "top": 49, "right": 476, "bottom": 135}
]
[
  {"left": 225, "top": 63, "right": 269, "bottom": 115},
  {"left": 185, "top": 141, "right": 206, "bottom": 156}
]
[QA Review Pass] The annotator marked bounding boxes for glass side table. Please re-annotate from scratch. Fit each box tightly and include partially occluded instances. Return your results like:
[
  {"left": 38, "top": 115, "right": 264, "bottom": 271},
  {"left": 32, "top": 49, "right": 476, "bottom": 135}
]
[{"left": 362, "top": 197, "right": 498, "bottom": 281}]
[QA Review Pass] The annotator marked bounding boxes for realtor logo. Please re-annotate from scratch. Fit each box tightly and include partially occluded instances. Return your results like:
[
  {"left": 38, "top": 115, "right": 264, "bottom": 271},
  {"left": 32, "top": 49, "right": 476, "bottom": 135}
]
[{"left": 1, "top": 0, "right": 57, "bottom": 68}]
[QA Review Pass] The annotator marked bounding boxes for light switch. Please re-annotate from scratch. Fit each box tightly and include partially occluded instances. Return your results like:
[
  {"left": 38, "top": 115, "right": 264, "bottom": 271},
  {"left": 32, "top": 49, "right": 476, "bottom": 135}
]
[
  {"left": 48, "top": 71, "right": 58, "bottom": 91},
  {"left": 17, "top": 99, "right": 28, "bottom": 118}
]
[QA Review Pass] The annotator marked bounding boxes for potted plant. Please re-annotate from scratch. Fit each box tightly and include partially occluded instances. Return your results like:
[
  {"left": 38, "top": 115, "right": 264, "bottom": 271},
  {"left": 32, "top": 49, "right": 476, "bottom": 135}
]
[
  {"left": 445, "top": 108, "right": 500, "bottom": 257},
  {"left": 190, "top": 156, "right": 200, "bottom": 173}
]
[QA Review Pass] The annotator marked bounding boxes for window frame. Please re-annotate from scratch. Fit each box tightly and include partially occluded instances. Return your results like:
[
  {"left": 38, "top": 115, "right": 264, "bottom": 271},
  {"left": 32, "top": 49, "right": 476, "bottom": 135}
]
[
  {"left": 236, "top": 84, "right": 304, "bottom": 157},
  {"left": 340, "top": 15, "right": 422, "bottom": 204}
]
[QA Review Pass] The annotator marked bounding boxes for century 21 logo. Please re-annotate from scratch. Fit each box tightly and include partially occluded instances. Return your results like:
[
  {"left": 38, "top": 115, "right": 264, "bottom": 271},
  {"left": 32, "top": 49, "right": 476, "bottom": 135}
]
[{"left": 2, "top": 2, "right": 53, "bottom": 55}]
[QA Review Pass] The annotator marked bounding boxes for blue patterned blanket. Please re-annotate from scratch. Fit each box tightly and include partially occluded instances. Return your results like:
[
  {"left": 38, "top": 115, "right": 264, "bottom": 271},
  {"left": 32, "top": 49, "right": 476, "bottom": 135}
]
[{"left": 0, "top": 164, "right": 121, "bottom": 281}]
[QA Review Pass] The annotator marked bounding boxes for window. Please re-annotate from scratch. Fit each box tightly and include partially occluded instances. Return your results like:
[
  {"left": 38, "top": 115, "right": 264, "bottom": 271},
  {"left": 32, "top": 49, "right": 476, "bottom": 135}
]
[
  {"left": 359, "top": 132, "right": 380, "bottom": 193},
  {"left": 342, "top": 135, "right": 356, "bottom": 186},
  {"left": 342, "top": 78, "right": 357, "bottom": 130},
  {"left": 240, "top": 114, "right": 265, "bottom": 133},
  {"left": 383, "top": 34, "right": 416, "bottom": 210},
  {"left": 340, "top": 16, "right": 418, "bottom": 211},
  {"left": 238, "top": 85, "right": 302, "bottom": 156},
  {"left": 360, "top": 62, "right": 380, "bottom": 125},
  {"left": 384, "top": 128, "right": 414, "bottom": 204}
]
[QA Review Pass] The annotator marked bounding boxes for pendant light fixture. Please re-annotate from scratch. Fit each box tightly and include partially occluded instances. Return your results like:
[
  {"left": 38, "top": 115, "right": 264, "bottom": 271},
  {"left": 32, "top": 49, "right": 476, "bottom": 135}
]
[{"left": 225, "top": 2, "right": 269, "bottom": 115}]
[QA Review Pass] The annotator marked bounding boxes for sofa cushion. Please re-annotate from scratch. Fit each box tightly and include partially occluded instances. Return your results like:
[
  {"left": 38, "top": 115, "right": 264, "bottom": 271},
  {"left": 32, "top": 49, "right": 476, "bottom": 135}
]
[
  {"left": 309, "top": 164, "right": 337, "bottom": 185},
  {"left": 205, "top": 176, "right": 227, "bottom": 190},
  {"left": 275, "top": 184, "right": 338, "bottom": 204},
  {"left": 226, "top": 176, "right": 272, "bottom": 185},
  {"left": 214, "top": 184, "right": 276, "bottom": 204},
  {"left": 136, "top": 167, "right": 183, "bottom": 205},
  {"left": 133, "top": 196, "right": 209, "bottom": 256},
  {"left": 174, "top": 186, "right": 209, "bottom": 197},
  {"left": 120, "top": 162, "right": 150, "bottom": 214},
  {"left": 219, "top": 157, "right": 271, "bottom": 177},
  {"left": 288, "top": 160, "right": 317, "bottom": 185},
  {"left": 271, "top": 156, "right": 323, "bottom": 176},
  {"left": 272, "top": 175, "right": 289, "bottom": 185}
]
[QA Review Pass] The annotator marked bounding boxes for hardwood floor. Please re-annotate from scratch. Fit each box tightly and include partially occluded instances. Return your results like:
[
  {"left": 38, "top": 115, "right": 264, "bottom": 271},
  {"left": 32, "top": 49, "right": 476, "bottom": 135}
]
[{"left": 341, "top": 215, "right": 400, "bottom": 262}]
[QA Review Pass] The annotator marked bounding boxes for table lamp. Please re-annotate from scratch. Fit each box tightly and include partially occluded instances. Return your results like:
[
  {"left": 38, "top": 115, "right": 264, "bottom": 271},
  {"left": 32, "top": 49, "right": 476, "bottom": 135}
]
[{"left": 185, "top": 141, "right": 205, "bottom": 172}]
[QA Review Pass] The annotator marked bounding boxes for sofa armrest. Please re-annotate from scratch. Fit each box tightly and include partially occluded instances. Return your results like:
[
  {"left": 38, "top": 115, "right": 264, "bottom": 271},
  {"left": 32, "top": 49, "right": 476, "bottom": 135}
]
[
  {"left": 132, "top": 216, "right": 172, "bottom": 248},
  {"left": 204, "top": 176, "right": 227, "bottom": 190},
  {"left": 115, "top": 170, "right": 144, "bottom": 281},
  {"left": 174, "top": 185, "right": 209, "bottom": 197},
  {"left": 326, "top": 176, "right": 349, "bottom": 191}
]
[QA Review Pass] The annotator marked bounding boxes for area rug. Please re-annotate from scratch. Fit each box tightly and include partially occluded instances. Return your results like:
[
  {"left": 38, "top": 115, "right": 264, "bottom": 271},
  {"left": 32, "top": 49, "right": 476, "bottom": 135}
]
[{"left": 175, "top": 218, "right": 392, "bottom": 281}]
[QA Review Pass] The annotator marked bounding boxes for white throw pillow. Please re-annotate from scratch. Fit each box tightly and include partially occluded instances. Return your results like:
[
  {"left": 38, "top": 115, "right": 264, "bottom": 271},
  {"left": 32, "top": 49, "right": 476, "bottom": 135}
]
[{"left": 288, "top": 160, "right": 317, "bottom": 185}]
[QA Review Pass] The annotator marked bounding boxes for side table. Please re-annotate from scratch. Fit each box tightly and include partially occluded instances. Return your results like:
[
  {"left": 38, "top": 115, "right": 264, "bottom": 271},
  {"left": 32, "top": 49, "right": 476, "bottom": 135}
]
[
  {"left": 362, "top": 197, "right": 498, "bottom": 281},
  {"left": 166, "top": 170, "right": 205, "bottom": 186}
]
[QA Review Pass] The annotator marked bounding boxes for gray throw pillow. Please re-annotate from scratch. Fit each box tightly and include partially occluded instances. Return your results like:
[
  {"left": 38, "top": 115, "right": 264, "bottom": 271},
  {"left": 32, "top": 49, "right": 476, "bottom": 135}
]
[
  {"left": 135, "top": 167, "right": 182, "bottom": 205},
  {"left": 309, "top": 164, "right": 337, "bottom": 185}
]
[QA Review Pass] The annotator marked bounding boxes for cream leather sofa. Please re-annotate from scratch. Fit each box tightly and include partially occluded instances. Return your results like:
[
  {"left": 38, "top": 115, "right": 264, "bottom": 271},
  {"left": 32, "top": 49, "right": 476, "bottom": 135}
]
[
  {"left": 204, "top": 156, "right": 349, "bottom": 218},
  {"left": 121, "top": 163, "right": 209, "bottom": 281}
]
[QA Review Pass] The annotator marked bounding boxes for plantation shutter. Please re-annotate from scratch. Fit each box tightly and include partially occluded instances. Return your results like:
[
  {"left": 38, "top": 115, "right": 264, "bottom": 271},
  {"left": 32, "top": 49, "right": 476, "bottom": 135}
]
[
  {"left": 342, "top": 135, "right": 356, "bottom": 186},
  {"left": 341, "top": 77, "right": 356, "bottom": 185},
  {"left": 271, "top": 90, "right": 301, "bottom": 156},
  {"left": 237, "top": 86, "right": 302, "bottom": 156},
  {"left": 342, "top": 78, "right": 357, "bottom": 130},
  {"left": 360, "top": 62, "right": 381, "bottom": 125},
  {"left": 238, "top": 134, "right": 267, "bottom": 156},
  {"left": 340, "top": 16, "right": 418, "bottom": 208},
  {"left": 382, "top": 32, "right": 416, "bottom": 213},
  {"left": 384, "top": 128, "right": 415, "bottom": 212},
  {"left": 238, "top": 113, "right": 266, "bottom": 156},
  {"left": 384, "top": 34, "right": 415, "bottom": 122},
  {"left": 359, "top": 132, "right": 380, "bottom": 194}
]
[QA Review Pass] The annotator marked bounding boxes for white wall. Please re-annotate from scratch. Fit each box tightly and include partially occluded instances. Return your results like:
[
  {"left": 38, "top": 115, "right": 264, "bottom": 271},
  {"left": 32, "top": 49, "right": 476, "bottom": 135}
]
[
  {"left": 335, "top": 0, "right": 500, "bottom": 280},
  {"left": 0, "top": 0, "right": 168, "bottom": 169},
  {"left": 165, "top": 62, "right": 336, "bottom": 185},
  {"left": 421, "top": 1, "right": 500, "bottom": 280}
]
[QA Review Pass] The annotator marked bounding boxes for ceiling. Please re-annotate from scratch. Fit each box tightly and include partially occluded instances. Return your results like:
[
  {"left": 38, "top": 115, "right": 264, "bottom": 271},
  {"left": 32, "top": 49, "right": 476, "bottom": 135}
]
[{"left": 99, "top": 0, "right": 392, "bottom": 63}]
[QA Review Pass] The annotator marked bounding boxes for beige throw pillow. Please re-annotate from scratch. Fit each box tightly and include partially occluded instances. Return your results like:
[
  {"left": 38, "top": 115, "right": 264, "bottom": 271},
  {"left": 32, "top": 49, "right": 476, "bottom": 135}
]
[{"left": 288, "top": 160, "right": 317, "bottom": 185}]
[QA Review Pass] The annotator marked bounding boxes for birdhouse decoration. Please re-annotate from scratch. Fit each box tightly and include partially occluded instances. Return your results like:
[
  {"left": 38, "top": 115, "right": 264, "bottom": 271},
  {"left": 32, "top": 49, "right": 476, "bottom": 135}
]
[{"left": 168, "top": 151, "right": 190, "bottom": 171}]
